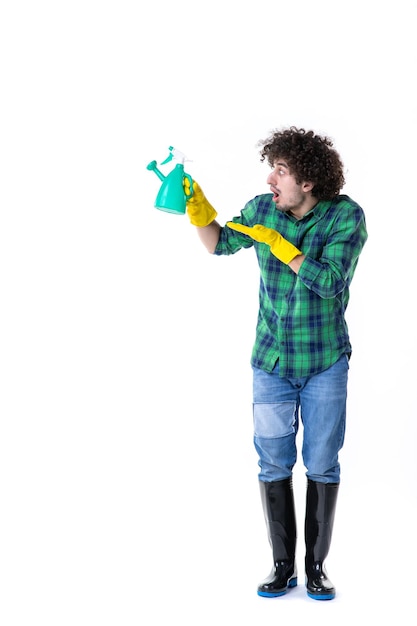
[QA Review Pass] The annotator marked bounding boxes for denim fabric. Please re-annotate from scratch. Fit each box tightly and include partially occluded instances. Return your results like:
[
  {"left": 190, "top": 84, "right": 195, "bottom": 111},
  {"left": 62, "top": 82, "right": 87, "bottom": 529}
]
[{"left": 252, "top": 354, "right": 349, "bottom": 483}]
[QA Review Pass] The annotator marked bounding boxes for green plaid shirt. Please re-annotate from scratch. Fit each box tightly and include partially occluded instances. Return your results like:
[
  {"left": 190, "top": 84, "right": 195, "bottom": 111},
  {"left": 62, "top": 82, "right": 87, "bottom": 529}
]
[{"left": 215, "top": 194, "right": 368, "bottom": 377}]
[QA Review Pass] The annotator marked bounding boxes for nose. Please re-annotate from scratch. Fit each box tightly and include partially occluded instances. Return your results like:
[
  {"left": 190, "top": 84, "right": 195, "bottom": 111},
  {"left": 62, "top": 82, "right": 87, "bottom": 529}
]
[{"left": 266, "top": 170, "right": 276, "bottom": 185}]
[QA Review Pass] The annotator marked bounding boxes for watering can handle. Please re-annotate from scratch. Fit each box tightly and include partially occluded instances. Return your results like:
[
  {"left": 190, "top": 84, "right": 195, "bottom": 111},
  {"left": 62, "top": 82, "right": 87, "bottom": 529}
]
[{"left": 183, "top": 173, "right": 194, "bottom": 200}]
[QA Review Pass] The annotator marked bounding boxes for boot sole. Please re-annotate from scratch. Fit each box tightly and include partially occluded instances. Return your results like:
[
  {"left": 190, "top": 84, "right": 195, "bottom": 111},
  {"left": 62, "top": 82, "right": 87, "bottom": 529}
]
[
  {"left": 258, "top": 577, "right": 298, "bottom": 597},
  {"left": 307, "top": 591, "right": 335, "bottom": 601}
]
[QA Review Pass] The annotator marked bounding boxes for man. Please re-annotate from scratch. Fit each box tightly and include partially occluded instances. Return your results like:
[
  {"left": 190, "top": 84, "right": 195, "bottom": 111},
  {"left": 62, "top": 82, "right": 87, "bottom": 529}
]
[{"left": 184, "top": 127, "right": 367, "bottom": 600}]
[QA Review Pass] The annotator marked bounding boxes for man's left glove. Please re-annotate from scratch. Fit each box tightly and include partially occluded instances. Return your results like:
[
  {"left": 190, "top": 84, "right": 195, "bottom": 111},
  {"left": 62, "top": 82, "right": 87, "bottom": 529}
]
[
  {"left": 184, "top": 178, "right": 218, "bottom": 227},
  {"left": 227, "top": 222, "right": 301, "bottom": 264}
]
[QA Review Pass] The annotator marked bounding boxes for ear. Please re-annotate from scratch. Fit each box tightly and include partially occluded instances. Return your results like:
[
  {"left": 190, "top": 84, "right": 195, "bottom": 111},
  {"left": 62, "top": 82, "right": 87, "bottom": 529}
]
[{"left": 302, "top": 181, "right": 314, "bottom": 193}]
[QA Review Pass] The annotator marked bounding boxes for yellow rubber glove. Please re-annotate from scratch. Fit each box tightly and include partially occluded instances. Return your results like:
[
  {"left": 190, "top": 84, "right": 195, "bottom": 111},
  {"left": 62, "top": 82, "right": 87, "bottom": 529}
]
[
  {"left": 227, "top": 222, "right": 301, "bottom": 264},
  {"left": 184, "top": 178, "right": 218, "bottom": 227}
]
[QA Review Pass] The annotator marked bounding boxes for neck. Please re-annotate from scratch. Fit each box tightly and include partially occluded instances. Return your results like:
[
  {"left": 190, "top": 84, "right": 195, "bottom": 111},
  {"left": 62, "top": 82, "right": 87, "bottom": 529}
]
[{"left": 289, "top": 197, "right": 318, "bottom": 220}]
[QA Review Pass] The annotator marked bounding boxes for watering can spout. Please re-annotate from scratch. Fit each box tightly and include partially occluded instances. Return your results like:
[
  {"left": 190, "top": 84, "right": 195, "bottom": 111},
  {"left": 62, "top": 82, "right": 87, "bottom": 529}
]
[{"left": 146, "top": 160, "right": 166, "bottom": 182}]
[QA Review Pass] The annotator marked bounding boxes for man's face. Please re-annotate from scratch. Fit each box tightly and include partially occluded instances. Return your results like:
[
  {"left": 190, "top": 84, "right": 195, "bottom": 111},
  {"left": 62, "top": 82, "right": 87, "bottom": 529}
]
[{"left": 267, "top": 159, "right": 310, "bottom": 215}]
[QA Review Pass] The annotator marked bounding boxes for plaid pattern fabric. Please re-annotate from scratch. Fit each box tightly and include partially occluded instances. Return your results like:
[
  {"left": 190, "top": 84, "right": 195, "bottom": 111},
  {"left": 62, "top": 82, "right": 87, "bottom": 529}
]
[{"left": 215, "top": 194, "right": 368, "bottom": 377}]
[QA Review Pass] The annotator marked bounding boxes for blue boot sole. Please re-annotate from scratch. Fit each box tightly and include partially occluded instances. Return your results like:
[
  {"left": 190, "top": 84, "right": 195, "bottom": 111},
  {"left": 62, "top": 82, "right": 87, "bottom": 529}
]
[
  {"left": 307, "top": 591, "right": 335, "bottom": 601},
  {"left": 258, "top": 577, "right": 298, "bottom": 598}
]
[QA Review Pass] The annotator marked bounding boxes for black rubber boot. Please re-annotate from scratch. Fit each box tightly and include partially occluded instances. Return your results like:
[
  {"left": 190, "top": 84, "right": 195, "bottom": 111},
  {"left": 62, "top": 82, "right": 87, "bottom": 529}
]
[
  {"left": 304, "top": 479, "right": 339, "bottom": 600},
  {"left": 257, "top": 477, "right": 297, "bottom": 597}
]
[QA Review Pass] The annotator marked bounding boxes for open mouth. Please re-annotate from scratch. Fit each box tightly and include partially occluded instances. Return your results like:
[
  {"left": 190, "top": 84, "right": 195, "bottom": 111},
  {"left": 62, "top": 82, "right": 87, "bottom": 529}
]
[{"left": 271, "top": 186, "right": 280, "bottom": 202}]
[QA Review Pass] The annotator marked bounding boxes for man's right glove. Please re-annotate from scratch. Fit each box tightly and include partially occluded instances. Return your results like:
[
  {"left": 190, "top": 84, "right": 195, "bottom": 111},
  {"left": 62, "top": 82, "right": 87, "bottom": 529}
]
[
  {"left": 184, "top": 178, "right": 218, "bottom": 227},
  {"left": 227, "top": 222, "right": 302, "bottom": 264}
]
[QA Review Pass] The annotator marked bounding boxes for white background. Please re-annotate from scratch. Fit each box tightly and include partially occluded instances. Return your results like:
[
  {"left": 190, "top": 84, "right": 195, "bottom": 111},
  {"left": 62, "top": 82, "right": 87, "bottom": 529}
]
[{"left": 1, "top": 1, "right": 416, "bottom": 624}]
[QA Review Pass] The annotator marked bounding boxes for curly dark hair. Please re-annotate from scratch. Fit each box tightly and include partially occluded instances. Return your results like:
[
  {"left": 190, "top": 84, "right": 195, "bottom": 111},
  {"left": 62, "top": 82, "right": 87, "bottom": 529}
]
[{"left": 258, "top": 126, "right": 345, "bottom": 200}]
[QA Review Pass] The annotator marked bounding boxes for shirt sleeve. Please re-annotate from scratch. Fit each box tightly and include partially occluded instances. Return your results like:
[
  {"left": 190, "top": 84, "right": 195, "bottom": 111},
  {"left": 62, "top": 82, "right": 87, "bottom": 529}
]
[
  {"left": 213, "top": 197, "right": 261, "bottom": 256},
  {"left": 297, "top": 202, "right": 368, "bottom": 299}
]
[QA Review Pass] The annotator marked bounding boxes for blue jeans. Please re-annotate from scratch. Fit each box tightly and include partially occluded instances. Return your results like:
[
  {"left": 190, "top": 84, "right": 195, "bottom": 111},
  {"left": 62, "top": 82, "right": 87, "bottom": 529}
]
[{"left": 252, "top": 355, "right": 349, "bottom": 483}]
